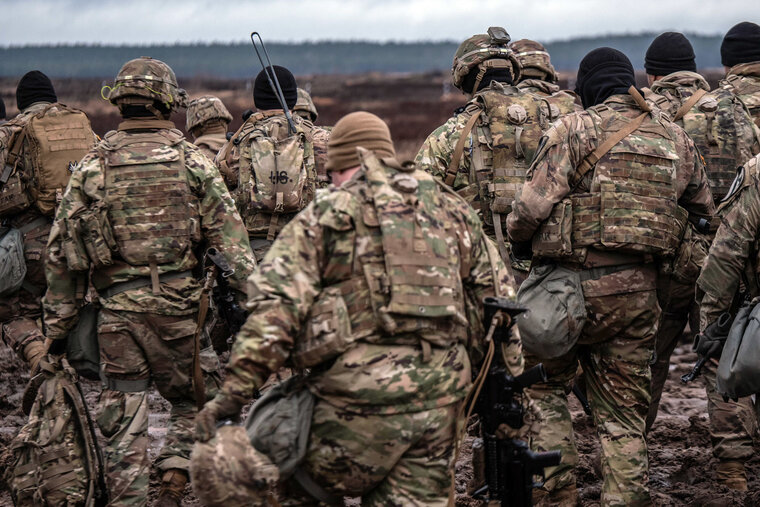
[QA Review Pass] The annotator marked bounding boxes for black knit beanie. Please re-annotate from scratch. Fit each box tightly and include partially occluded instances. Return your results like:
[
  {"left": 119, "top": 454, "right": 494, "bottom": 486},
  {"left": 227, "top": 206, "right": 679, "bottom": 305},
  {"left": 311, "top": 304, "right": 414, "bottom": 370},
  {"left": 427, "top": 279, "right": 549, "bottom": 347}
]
[
  {"left": 575, "top": 48, "right": 636, "bottom": 109},
  {"left": 0, "top": 97, "right": 5, "bottom": 120},
  {"left": 645, "top": 32, "right": 697, "bottom": 76},
  {"left": 253, "top": 66, "right": 297, "bottom": 111},
  {"left": 721, "top": 22, "right": 760, "bottom": 67},
  {"left": 16, "top": 70, "right": 57, "bottom": 111},
  {"left": 462, "top": 67, "right": 513, "bottom": 94}
]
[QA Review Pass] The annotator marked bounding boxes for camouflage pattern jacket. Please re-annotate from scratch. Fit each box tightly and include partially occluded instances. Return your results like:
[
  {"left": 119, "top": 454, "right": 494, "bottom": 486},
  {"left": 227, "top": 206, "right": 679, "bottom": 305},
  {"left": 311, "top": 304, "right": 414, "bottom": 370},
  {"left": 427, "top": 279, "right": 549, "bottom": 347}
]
[
  {"left": 215, "top": 111, "right": 330, "bottom": 238},
  {"left": 43, "top": 119, "right": 255, "bottom": 340},
  {"left": 223, "top": 151, "right": 520, "bottom": 415},
  {"left": 507, "top": 94, "right": 714, "bottom": 288},
  {"left": 646, "top": 71, "right": 760, "bottom": 201},
  {"left": 722, "top": 62, "right": 760, "bottom": 129},
  {"left": 698, "top": 154, "right": 760, "bottom": 328}
]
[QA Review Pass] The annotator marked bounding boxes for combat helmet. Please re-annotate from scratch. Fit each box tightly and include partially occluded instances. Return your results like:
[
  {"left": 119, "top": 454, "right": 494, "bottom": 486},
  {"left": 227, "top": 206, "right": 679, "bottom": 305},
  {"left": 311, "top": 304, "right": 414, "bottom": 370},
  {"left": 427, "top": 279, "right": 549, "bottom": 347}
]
[
  {"left": 511, "top": 39, "right": 559, "bottom": 83},
  {"left": 293, "top": 88, "right": 318, "bottom": 122},
  {"left": 451, "top": 26, "right": 521, "bottom": 93},
  {"left": 106, "top": 56, "right": 188, "bottom": 111},
  {"left": 190, "top": 424, "right": 279, "bottom": 507},
  {"left": 185, "top": 95, "right": 233, "bottom": 132}
]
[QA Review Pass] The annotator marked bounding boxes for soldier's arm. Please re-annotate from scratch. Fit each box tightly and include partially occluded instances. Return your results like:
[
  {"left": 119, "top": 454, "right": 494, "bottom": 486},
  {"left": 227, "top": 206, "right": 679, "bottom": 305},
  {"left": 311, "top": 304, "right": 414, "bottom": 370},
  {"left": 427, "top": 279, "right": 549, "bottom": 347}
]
[
  {"left": 507, "top": 114, "right": 590, "bottom": 242},
  {"left": 213, "top": 139, "right": 240, "bottom": 191},
  {"left": 674, "top": 131, "right": 715, "bottom": 220},
  {"left": 185, "top": 144, "right": 255, "bottom": 291},
  {"left": 697, "top": 171, "right": 760, "bottom": 328},
  {"left": 415, "top": 114, "right": 472, "bottom": 188},
  {"left": 42, "top": 163, "right": 92, "bottom": 340},
  {"left": 224, "top": 204, "right": 325, "bottom": 399}
]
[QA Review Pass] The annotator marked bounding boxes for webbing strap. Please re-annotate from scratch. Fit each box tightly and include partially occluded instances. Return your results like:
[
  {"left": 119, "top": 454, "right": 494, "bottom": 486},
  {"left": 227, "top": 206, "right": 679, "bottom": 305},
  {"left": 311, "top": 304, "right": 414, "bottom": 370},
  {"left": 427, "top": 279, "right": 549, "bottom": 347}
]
[
  {"left": 575, "top": 112, "right": 648, "bottom": 186},
  {"left": 103, "top": 376, "right": 150, "bottom": 392},
  {"left": 492, "top": 212, "right": 518, "bottom": 297},
  {"left": 445, "top": 111, "right": 481, "bottom": 186},
  {"left": 673, "top": 88, "right": 707, "bottom": 122},
  {"left": 98, "top": 270, "right": 193, "bottom": 299},
  {"left": 578, "top": 262, "right": 641, "bottom": 282}
]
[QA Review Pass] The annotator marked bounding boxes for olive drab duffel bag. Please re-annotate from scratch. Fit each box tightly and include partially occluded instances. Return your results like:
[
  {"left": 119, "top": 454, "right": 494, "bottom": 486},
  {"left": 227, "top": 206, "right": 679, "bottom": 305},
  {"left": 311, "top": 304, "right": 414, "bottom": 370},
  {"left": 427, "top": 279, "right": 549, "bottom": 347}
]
[
  {"left": 717, "top": 299, "right": 760, "bottom": 399},
  {"left": 6, "top": 356, "right": 107, "bottom": 507}
]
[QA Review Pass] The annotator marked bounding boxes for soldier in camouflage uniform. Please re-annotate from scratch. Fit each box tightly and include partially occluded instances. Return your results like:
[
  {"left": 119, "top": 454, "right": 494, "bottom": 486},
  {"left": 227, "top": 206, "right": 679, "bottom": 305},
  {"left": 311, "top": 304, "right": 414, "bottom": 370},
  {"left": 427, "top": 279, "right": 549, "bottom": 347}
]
[
  {"left": 642, "top": 33, "right": 760, "bottom": 488},
  {"left": 42, "top": 57, "right": 256, "bottom": 507},
  {"left": 185, "top": 95, "right": 233, "bottom": 183},
  {"left": 720, "top": 22, "right": 760, "bottom": 128},
  {"left": 294, "top": 87, "right": 331, "bottom": 187},
  {"left": 215, "top": 66, "right": 330, "bottom": 262},
  {"left": 416, "top": 27, "right": 573, "bottom": 286},
  {"left": 697, "top": 153, "right": 760, "bottom": 490},
  {"left": 293, "top": 87, "right": 318, "bottom": 123},
  {"left": 511, "top": 38, "right": 582, "bottom": 115},
  {"left": 195, "top": 111, "right": 522, "bottom": 505},
  {"left": 507, "top": 48, "right": 714, "bottom": 506},
  {"left": 0, "top": 71, "right": 96, "bottom": 373}
]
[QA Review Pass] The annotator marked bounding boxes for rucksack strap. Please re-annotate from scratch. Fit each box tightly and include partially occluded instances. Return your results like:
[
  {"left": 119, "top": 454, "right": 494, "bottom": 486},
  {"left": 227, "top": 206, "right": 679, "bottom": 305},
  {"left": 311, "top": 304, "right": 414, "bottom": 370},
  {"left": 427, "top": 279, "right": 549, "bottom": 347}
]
[
  {"left": 673, "top": 88, "right": 707, "bottom": 122},
  {"left": 445, "top": 110, "right": 481, "bottom": 186}
]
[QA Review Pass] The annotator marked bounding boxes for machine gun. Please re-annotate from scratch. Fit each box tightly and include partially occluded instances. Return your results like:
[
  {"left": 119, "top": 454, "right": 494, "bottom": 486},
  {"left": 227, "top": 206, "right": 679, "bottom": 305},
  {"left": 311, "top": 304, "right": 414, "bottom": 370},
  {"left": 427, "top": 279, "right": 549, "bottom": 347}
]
[
  {"left": 471, "top": 296, "right": 561, "bottom": 506},
  {"left": 205, "top": 248, "right": 248, "bottom": 337}
]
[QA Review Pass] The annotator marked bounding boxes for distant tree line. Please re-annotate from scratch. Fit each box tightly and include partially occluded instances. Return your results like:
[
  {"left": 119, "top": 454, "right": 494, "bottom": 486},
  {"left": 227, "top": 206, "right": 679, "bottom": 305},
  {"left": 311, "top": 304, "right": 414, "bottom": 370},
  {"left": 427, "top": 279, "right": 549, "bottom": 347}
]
[{"left": 0, "top": 33, "right": 723, "bottom": 78}]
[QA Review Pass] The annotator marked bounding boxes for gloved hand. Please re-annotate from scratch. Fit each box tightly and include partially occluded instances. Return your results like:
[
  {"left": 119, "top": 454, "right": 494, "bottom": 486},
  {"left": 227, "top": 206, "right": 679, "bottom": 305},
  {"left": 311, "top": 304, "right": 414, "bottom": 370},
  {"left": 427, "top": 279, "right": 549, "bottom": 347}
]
[
  {"left": 194, "top": 391, "right": 246, "bottom": 442},
  {"left": 693, "top": 317, "right": 731, "bottom": 359},
  {"left": 510, "top": 240, "right": 533, "bottom": 261}
]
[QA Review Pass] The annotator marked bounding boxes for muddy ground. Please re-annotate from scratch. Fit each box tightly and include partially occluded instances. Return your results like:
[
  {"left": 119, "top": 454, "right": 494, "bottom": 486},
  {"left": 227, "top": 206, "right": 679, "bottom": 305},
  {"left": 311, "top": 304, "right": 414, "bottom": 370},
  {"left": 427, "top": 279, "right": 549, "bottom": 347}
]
[{"left": 2, "top": 335, "right": 760, "bottom": 506}]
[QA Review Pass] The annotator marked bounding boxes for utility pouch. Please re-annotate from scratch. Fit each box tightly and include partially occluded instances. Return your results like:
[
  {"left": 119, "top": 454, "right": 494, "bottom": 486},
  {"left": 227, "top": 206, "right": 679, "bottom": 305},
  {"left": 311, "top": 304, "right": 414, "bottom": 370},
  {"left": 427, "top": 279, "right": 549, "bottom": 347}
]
[
  {"left": 79, "top": 202, "right": 116, "bottom": 269},
  {"left": 0, "top": 171, "right": 32, "bottom": 217},
  {"left": 249, "top": 132, "right": 308, "bottom": 214},
  {"left": 62, "top": 215, "right": 91, "bottom": 272},
  {"left": 292, "top": 287, "right": 353, "bottom": 369},
  {"left": 0, "top": 227, "right": 27, "bottom": 297},
  {"left": 670, "top": 223, "right": 709, "bottom": 285},
  {"left": 516, "top": 264, "right": 587, "bottom": 359},
  {"left": 532, "top": 198, "right": 573, "bottom": 258}
]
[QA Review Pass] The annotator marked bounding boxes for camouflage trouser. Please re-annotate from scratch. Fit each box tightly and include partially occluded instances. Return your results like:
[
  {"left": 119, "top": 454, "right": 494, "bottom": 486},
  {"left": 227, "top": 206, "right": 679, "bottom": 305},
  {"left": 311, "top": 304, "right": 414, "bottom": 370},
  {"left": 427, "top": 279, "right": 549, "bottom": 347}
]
[
  {"left": 281, "top": 399, "right": 460, "bottom": 506},
  {"left": 703, "top": 362, "right": 757, "bottom": 461},
  {"left": 527, "top": 275, "right": 658, "bottom": 507},
  {"left": 646, "top": 276, "right": 695, "bottom": 432},
  {"left": 95, "top": 309, "right": 221, "bottom": 507}
]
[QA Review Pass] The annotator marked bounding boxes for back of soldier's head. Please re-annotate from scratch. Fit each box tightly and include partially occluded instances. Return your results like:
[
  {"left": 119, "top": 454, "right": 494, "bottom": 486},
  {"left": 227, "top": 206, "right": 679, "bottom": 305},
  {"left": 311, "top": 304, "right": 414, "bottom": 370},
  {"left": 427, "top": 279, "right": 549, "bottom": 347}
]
[
  {"left": 186, "top": 95, "right": 233, "bottom": 136},
  {"left": 575, "top": 47, "right": 635, "bottom": 108},
  {"left": 645, "top": 32, "right": 697, "bottom": 78},
  {"left": 106, "top": 56, "right": 187, "bottom": 120},
  {"left": 451, "top": 27, "right": 521, "bottom": 95},
  {"left": 721, "top": 22, "right": 760, "bottom": 68},
  {"left": 16, "top": 70, "right": 57, "bottom": 111},
  {"left": 253, "top": 66, "right": 298, "bottom": 112},
  {"left": 326, "top": 111, "right": 395, "bottom": 174},
  {"left": 511, "top": 39, "right": 558, "bottom": 84}
]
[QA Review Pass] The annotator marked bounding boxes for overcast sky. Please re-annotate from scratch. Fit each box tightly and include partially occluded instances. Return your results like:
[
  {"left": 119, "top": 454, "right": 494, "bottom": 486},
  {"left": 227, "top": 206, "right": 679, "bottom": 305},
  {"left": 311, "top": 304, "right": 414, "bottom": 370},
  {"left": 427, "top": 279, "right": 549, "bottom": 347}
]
[{"left": 2, "top": 0, "right": 756, "bottom": 45}]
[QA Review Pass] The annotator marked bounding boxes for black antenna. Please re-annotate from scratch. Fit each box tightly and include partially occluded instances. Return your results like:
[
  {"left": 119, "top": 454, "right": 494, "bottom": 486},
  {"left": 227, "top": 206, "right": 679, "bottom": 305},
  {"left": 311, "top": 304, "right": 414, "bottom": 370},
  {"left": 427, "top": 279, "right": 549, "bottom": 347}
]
[{"left": 250, "top": 32, "right": 296, "bottom": 134}]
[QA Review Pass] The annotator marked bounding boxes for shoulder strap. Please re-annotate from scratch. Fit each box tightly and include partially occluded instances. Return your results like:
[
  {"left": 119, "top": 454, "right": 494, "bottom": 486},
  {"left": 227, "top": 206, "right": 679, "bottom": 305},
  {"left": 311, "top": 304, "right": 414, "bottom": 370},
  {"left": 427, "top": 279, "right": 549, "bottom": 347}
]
[
  {"left": 217, "top": 120, "right": 249, "bottom": 176},
  {"left": 673, "top": 88, "right": 707, "bottom": 122},
  {"left": 445, "top": 110, "right": 482, "bottom": 186},
  {"left": 574, "top": 112, "right": 648, "bottom": 186}
]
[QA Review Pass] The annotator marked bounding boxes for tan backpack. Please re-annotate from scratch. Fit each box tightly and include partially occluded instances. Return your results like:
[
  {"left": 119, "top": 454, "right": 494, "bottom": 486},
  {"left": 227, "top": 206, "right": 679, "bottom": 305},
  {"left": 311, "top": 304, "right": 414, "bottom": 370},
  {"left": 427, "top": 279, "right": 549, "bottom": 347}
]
[{"left": 2, "top": 104, "right": 94, "bottom": 217}]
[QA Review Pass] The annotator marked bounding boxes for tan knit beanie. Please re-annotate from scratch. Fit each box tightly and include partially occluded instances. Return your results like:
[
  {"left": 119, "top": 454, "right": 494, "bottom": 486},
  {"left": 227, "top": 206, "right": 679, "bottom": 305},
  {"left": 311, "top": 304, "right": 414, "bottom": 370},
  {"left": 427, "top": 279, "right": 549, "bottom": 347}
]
[{"left": 325, "top": 111, "right": 396, "bottom": 172}]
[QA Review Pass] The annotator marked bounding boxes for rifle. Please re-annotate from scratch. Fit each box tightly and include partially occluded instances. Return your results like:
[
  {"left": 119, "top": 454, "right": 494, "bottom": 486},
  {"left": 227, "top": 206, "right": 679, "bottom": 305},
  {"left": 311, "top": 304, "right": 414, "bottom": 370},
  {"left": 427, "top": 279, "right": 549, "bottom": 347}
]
[
  {"left": 471, "top": 296, "right": 561, "bottom": 506},
  {"left": 205, "top": 248, "right": 248, "bottom": 339}
]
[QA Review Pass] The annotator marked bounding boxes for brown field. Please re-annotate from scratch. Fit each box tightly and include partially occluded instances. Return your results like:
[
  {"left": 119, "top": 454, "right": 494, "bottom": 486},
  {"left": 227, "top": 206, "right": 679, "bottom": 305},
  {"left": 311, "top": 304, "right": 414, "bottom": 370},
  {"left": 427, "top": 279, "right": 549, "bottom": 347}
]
[{"left": 1, "top": 69, "right": 754, "bottom": 506}]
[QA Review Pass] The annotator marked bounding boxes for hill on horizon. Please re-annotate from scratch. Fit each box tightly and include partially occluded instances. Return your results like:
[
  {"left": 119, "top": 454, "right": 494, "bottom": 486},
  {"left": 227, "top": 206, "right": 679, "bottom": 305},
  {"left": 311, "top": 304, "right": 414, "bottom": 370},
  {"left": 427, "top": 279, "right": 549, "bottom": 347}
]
[{"left": 0, "top": 32, "right": 724, "bottom": 78}]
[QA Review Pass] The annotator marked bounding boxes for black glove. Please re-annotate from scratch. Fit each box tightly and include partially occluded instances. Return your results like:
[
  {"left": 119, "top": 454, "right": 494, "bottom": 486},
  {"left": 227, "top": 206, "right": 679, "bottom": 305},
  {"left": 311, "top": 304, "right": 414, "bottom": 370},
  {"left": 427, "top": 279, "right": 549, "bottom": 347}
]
[
  {"left": 693, "top": 316, "right": 732, "bottom": 359},
  {"left": 510, "top": 240, "right": 533, "bottom": 261}
]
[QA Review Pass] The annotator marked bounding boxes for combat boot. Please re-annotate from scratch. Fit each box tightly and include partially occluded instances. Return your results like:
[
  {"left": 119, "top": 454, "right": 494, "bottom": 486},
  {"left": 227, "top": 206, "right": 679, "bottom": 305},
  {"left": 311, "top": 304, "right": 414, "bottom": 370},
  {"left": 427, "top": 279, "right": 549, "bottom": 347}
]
[
  {"left": 716, "top": 460, "right": 748, "bottom": 491},
  {"left": 532, "top": 484, "right": 579, "bottom": 506},
  {"left": 155, "top": 468, "right": 189, "bottom": 507}
]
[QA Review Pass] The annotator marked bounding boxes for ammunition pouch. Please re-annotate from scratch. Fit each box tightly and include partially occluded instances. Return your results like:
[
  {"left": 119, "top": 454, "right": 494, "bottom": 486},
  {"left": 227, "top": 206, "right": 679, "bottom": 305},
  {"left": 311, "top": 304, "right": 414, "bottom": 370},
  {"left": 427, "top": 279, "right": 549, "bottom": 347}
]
[
  {"left": 659, "top": 207, "right": 710, "bottom": 285},
  {"left": 293, "top": 287, "right": 354, "bottom": 369}
]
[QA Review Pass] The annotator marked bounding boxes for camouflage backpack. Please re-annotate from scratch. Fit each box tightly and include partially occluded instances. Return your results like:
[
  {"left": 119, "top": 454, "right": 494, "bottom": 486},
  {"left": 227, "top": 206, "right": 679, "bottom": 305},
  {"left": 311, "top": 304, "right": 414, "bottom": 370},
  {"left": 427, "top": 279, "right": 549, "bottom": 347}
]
[
  {"left": 6, "top": 356, "right": 107, "bottom": 507},
  {"left": 0, "top": 104, "right": 94, "bottom": 217},
  {"left": 722, "top": 64, "right": 760, "bottom": 129},
  {"left": 219, "top": 111, "right": 316, "bottom": 240}
]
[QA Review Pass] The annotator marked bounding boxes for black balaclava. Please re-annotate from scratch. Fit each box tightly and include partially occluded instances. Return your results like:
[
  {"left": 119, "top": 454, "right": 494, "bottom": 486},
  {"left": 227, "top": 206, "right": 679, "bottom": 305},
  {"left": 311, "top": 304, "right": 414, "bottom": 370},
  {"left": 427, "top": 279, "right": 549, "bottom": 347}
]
[
  {"left": 119, "top": 102, "right": 172, "bottom": 119},
  {"left": 721, "top": 22, "right": 760, "bottom": 67},
  {"left": 253, "top": 65, "right": 297, "bottom": 111},
  {"left": 575, "top": 47, "right": 636, "bottom": 108},
  {"left": 16, "top": 70, "right": 57, "bottom": 110},
  {"left": 0, "top": 97, "right": 5, "bottom": 120},
  {"left": 462, "top": 66, "right": 513, "bottom": 95},
  {"left": 645, "top": 32, "right": 697, "bottom": 76}
]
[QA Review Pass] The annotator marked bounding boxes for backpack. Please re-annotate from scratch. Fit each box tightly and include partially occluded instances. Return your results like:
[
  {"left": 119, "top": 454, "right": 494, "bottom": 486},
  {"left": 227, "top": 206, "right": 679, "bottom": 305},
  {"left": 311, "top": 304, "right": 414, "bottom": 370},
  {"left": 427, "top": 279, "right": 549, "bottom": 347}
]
[
  {"left": 6, "top": 356, "right": 107, "bottom": 507},
  {"left": 0, "top": 226, "right": 26, "bottom": 296},
  {"left": 2, "top": 104, "right": 94, "bottom": 217}
]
